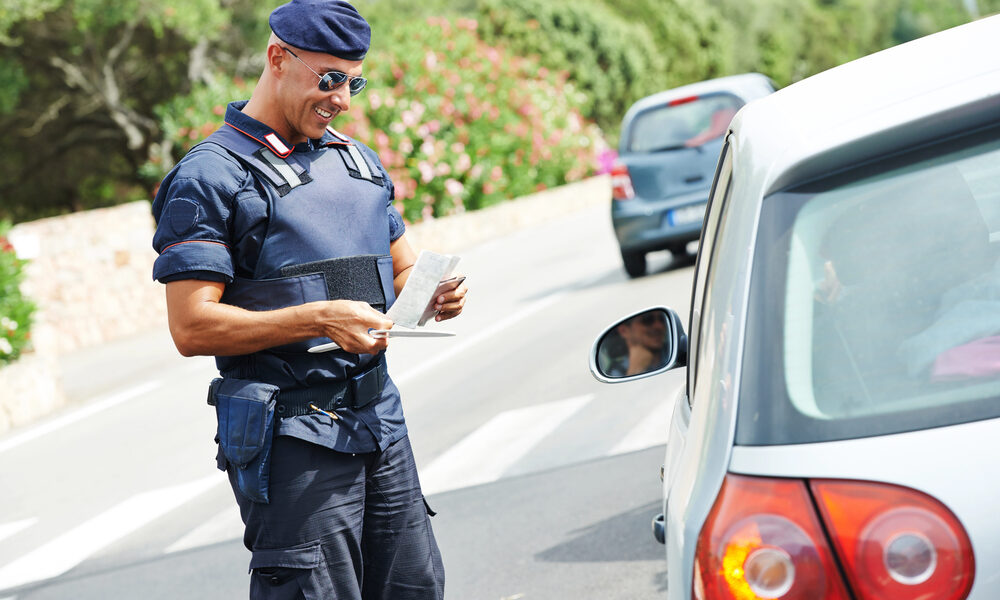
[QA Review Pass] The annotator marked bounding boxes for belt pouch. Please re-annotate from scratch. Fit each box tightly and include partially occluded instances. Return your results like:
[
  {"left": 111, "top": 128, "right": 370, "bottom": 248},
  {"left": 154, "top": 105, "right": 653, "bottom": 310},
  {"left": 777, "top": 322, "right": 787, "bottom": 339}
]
[{"left": 210, "top": 377, "right": 278, "bottom": 504}]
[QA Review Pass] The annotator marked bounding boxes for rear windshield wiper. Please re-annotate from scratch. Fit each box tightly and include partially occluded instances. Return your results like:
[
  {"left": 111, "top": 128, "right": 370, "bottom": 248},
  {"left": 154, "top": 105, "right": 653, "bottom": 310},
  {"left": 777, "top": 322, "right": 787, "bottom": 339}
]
[{"left": 645, "top": 143, "right": 689, "bottom": 153}]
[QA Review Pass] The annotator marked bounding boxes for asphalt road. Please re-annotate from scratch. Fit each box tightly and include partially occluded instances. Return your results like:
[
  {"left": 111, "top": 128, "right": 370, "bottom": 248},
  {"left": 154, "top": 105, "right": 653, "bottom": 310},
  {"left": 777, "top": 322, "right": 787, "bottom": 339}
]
[{"left": 0, "top": 201, "right": 695, "bottom": 599}]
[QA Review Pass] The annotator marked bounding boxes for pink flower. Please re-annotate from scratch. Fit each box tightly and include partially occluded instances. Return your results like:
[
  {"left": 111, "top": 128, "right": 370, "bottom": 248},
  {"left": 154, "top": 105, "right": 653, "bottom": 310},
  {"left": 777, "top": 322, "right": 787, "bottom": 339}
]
[
  {"left": 417, "top": 161, "right": 434, "bottom": 183},
  {"left": 424, "top": 51, "right": 438, "bottom": 70},
  {"left": 444, "top": 178, "right": 464, "bottom": 197},
  {"left": 596, "top": 149, "right": 618, "bottom": 175}
]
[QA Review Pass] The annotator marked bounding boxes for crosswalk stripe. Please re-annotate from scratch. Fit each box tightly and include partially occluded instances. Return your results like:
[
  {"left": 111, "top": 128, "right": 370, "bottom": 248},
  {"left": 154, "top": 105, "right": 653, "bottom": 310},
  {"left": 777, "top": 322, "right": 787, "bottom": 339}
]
[
  {"left": 0, "top": 519, "right": 36, "bottom": 545},
  {"left": 608, "top": 399, "right": 672, "bottom": 456},
  {"left": 419, "top": 394, "right": 593, "bottom": 496},
  {"left": 393, "top": 292, "right": 567, "bottom": 387},
  {"left": 0, "top": 474, "right": 222, "bottom": 591},
  {"left": 164, "top": 504, "right": 243, "bottom": 555},
  {"left": 0, "top": 380, "right": 162, "bottom": 456}
]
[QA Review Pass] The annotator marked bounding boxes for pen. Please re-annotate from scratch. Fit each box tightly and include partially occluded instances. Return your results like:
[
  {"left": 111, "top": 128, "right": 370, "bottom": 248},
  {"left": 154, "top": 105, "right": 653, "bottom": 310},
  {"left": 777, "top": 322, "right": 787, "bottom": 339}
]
[{"left": 309, "top": 404, "right": 340, "bottom": 420}]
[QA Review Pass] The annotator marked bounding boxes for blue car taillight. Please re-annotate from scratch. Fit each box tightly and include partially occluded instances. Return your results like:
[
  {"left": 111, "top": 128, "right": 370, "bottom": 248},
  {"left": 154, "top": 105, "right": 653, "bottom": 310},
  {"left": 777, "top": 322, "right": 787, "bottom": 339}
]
[{"left": 611, "top": 162, "right": 635, "bottom": 201}]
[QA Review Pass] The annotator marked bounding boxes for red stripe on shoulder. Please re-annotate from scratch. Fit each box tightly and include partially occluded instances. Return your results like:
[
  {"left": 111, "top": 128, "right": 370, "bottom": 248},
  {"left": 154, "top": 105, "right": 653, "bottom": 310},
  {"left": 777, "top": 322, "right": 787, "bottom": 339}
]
[
  {"left": 161, "top": 240, "right": 230, "bottom": 253},
  {"left": 225, "top": 123, "right": 294, "bottom": 158}
]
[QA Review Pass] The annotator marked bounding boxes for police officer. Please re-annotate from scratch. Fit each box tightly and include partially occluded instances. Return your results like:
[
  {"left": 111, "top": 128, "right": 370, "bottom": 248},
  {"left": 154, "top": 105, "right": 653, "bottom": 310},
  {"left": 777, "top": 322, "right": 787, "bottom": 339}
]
[{"left": 150, "top": 1, "right": 464, "bottom": 597}]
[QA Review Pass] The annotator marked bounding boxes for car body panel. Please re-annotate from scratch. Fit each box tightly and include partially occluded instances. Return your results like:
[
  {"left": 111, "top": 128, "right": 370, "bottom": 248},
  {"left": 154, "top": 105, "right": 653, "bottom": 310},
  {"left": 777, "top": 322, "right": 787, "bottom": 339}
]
[
  {"left": 728, "top": 417, "right": 1000, "bottom": 596},
  {"left": 662, "top": 131, "right": 764, "bottom": 599},
  {"left": 612, "top": 186, "right": 708, "bottom": 253}
]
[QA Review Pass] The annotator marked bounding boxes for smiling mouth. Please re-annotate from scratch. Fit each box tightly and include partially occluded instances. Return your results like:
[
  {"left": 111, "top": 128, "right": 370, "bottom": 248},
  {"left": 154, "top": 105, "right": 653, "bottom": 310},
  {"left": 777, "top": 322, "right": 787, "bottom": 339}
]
[{"left": 315, "top": 107, "right": 333, "bottom": 119}]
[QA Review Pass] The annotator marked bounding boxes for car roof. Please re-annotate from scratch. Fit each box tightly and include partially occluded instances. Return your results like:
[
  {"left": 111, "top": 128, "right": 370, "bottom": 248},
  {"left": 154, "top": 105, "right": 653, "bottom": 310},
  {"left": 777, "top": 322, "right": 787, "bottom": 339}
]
[
  {"left": 731, "top": 14, "right": 1000, "bottom": 197},
  {"left": 621, "top": 73, "right": 775, "bottom": 126}
]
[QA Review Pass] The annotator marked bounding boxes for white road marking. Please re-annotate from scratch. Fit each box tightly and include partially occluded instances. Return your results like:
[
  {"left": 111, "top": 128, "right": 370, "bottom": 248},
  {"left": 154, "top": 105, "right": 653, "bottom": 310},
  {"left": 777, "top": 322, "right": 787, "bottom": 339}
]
[
  {"left": 419, "top": 394, "right": 593, "bottom": 496},
  {"left": 393, "top": 291, "right": 568, "bottom": 386},
  {"left": 608, "top": 399, "right": 673, "bottom": 456},
  {"left": 0, "top": 519, "right": 36, "bottom": 545},
  {"left": 0, "top": 474, "right": 222, "bottom": 591},
  {"left": 164, "top": 504, "right": 243, "bottom": 554},
  {"left": 0, "top": 380, "right": 163, "bottom": 456}
]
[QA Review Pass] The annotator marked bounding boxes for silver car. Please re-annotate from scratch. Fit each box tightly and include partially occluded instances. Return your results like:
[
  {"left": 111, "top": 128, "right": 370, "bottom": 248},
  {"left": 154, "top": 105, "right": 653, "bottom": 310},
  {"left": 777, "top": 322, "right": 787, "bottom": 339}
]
[{"left": 591, "top": 14, "right": 1000, "bottom": 600}]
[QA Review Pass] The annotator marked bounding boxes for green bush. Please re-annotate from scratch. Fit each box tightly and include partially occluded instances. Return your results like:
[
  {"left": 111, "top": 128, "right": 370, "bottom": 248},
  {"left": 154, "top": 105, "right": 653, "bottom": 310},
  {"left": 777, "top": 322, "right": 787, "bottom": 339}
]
[
  {"left": 150, "top": 17, "right": 607, "bottom": 225},
  {"left": 336, "top": 16, "right": 606, "bottom": 222},
  {"left": 476, "top": 0, "right": 667, "bottom": 139},
  {"left": 0, "top": 222, "right": 35, "bottom": 365}
]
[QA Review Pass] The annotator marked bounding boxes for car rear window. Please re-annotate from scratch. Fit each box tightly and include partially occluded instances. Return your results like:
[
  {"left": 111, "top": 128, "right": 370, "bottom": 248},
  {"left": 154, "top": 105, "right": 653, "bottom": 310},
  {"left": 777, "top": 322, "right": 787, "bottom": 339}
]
[
  {"left": 737, "top": 123, "right": 1000, "bottom": 445},
  {"left": 626, "top": 94, "right": 743, "bottom": 153}
]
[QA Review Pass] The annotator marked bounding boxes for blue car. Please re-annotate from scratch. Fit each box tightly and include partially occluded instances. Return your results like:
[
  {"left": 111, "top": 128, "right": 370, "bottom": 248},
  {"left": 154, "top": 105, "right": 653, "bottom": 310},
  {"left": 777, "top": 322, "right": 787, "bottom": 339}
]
[{"left": 611, "top": 73, "right": 774, "bottom": 277}]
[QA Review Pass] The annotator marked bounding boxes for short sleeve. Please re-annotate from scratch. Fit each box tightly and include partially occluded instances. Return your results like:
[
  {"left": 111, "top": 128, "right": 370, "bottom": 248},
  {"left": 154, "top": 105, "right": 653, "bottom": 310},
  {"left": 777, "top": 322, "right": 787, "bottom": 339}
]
[{"left": 151, "top": 148, "right": 247, "bottom": 283}]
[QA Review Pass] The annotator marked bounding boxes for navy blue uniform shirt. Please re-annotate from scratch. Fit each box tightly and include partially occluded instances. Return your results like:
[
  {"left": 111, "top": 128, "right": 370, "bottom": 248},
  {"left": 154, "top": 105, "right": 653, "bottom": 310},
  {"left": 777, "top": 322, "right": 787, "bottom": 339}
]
[{"left": 152, "top": 101, "right": 408, "bottom": 453}]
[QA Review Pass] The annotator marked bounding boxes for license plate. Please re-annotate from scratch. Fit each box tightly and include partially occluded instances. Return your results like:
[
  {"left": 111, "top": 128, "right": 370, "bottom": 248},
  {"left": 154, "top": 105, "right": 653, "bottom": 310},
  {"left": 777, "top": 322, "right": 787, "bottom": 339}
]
[{"left": 667, "top": 203, "right": 706, "bottom": 226}]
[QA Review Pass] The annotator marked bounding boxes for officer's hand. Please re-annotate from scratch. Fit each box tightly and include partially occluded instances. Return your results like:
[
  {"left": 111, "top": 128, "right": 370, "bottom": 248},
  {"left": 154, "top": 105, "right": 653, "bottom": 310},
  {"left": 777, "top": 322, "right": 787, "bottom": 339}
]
[
  {"left": 433, "top": 275, "right": 468, "bottom": 322},
  {"left": 316, "top": 300, "right": 392, "bottom": 354}
]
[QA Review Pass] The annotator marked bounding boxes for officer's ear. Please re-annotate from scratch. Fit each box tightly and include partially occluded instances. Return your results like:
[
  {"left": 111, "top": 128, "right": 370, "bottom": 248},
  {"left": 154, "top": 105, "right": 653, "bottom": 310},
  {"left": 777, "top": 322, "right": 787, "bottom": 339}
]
[{"left": 265, "top": 43, "right": 287, "bottom": 76}]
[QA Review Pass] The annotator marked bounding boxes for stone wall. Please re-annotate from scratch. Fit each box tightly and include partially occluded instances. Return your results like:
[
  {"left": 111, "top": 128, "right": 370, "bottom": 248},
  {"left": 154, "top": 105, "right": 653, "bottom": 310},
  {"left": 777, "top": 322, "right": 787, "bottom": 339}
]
[{"left": 0, "top": 175, "right": 610, "bottom": 433}]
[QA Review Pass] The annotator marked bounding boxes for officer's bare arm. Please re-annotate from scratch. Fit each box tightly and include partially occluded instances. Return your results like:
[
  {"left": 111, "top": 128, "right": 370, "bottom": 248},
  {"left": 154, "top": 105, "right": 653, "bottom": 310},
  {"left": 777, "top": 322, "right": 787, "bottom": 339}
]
[
  {"left": 164, "top": 279, "right": 391, "bottom": 357},
  {"left": 390, "top": 234, "right": 418, "bottom": 296}
]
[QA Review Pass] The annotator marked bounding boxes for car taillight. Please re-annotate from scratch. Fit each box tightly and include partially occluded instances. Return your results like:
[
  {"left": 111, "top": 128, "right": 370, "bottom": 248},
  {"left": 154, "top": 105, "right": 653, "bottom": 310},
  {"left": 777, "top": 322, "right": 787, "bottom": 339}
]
[
  {"left": 810, "top": 479, "right": 974, "bottom": 600},
  {"left": 610, "top": 162, "right": 635, "bottom": 201},
  {"left": 694, "top": 475, "right": 851, "bottom": 600}
]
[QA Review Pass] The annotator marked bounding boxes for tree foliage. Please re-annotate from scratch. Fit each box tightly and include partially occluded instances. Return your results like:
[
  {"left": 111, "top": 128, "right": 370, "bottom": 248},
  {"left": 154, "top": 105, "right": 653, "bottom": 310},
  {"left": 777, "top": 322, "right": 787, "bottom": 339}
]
[
  {"left": 0, "top": 0, "right": 992, "bottom": 222},
  {"left": 0, "top": 0, "right": 266, "bottom": 221}
]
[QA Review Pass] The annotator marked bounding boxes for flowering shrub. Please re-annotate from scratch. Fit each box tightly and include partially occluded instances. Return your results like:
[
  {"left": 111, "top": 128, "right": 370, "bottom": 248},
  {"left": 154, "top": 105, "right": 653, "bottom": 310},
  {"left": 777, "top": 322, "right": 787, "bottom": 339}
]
[
  {"left": 335, "top": 17, "right": 607, "bottom": 222},
  {"left": 144, "top": 76, "right": 256, "bottom": 175},
  {"left": 150, "top": 17, "right": 606, "bottom": 224},
  {"left": 0, "top": 222, "right": 34, "bottom": 365},
  {"left": 476, "top": 0, "right": 666, "bottom": 139}
]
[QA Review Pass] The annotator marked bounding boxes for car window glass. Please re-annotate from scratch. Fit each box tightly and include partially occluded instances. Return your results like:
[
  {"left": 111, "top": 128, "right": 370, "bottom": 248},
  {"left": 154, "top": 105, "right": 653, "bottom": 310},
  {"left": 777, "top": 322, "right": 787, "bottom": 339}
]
[
  {"left": 628, "top": 94, "right": 743, "bottom": 153},
  {"left": 688, "top": 141, "right": 733, "bottom": 402},
  {"left": 739, "top": 124, "right": 1000, "bottom": 444}
]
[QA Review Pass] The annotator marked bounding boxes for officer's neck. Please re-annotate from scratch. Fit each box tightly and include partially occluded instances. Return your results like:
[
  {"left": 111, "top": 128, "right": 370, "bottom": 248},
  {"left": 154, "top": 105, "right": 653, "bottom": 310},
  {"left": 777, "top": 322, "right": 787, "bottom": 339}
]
[{"left": 242, "top": 93, "right": 306, "bottom": 146}]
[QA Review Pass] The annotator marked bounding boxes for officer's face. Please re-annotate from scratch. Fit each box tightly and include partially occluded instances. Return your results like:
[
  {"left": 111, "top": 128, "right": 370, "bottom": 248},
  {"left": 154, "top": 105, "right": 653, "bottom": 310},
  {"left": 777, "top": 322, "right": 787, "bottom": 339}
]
[{"left": 278, "top": 47, "right": 364, "bottom": 143}]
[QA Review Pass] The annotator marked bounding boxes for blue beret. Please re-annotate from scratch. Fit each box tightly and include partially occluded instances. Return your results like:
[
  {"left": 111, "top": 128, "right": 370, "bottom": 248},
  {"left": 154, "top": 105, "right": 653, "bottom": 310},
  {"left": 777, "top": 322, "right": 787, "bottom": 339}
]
[{"left": 269, "top": 0, "right": 371, "bottom": 61}]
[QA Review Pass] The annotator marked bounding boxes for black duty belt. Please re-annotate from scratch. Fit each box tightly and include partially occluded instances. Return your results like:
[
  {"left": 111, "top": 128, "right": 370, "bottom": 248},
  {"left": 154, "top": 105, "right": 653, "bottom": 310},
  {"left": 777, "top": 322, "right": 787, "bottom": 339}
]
[{"left": 275, "top": 354, "right": 387, "bottom": 417}]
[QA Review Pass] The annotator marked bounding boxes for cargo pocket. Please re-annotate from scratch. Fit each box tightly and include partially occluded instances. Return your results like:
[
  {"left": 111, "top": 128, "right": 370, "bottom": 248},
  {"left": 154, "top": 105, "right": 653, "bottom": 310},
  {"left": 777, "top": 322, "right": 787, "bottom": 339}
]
[
  {"left": 249, "top": 541, "right": 335, "bottom": 600},
  {"left": 212, "top": 378, "right": 278, "bottom": 504}
]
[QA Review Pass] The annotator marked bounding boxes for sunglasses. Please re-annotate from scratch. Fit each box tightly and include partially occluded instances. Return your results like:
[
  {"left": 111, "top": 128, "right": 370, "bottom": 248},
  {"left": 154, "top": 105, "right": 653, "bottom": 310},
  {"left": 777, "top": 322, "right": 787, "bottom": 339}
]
[
  {"left": 282, "top": 46, "right": 367, "bottom": 96},
  {"left": 638, "top": 312, "right": 667, "bottom": 326}
]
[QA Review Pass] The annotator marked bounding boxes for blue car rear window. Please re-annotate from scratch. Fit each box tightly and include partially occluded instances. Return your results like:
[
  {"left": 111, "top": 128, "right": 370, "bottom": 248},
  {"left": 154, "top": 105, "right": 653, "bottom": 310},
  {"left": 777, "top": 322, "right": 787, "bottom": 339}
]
[{"left": 627, "top": 94, "right": 743, "bottom": 153}]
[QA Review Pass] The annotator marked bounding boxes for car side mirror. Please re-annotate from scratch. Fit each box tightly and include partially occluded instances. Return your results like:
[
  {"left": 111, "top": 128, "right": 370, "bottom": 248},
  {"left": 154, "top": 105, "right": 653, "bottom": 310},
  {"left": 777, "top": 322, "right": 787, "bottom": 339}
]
[{"left": 589, "top": 307, "right": 687, "bottom": 383}]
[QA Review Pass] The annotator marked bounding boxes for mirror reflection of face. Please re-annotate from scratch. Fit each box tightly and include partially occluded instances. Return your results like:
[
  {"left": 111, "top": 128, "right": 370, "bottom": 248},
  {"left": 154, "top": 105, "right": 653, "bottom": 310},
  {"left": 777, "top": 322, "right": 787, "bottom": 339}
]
[
  {"left": 618, "top": 311, "right": 668, "bottom": 353},
  {"left": 596, "top": 309, "right": 670, "bottom": 378}
]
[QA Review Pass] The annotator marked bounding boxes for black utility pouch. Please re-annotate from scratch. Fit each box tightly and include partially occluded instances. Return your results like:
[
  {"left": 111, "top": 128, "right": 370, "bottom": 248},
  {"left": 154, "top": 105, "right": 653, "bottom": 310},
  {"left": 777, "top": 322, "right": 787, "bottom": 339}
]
[{"left": 208, "top": 377, "right": 278, "bottom": 504}]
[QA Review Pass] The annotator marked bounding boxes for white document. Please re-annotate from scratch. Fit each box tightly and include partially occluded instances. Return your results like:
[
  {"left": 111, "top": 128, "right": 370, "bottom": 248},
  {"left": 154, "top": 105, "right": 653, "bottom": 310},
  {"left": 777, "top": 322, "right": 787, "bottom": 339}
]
[
  {"left": 307, "top": 250, "right": 461, "bottom": 353},
  {"left": 387, "top": 250, "right": 461, "bottom": 328}
]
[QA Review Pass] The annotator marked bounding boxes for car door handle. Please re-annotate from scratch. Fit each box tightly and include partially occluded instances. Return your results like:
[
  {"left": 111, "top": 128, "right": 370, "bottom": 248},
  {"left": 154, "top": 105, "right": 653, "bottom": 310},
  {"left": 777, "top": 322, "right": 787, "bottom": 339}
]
[{"left": 684, "top": 175, "right": 704, "bottom": 184}]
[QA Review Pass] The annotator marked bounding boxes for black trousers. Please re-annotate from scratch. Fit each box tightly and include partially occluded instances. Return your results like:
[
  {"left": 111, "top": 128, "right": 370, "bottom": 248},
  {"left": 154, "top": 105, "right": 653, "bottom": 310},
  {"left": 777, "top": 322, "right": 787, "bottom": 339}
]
[{"left": 229, "top": 434, "right": 445, "bottom": 600}]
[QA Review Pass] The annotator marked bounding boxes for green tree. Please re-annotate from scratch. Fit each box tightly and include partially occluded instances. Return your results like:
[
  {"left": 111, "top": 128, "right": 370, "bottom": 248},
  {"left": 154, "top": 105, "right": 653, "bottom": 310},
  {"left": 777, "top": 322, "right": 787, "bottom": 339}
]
[{"left": 0, "top": 0, "right": 267, "bottom": 221}]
